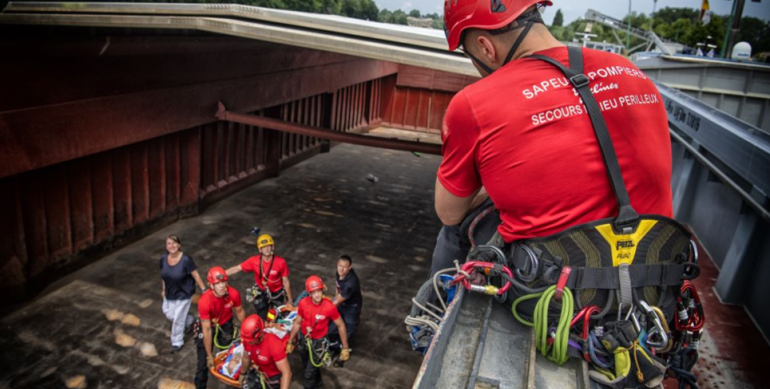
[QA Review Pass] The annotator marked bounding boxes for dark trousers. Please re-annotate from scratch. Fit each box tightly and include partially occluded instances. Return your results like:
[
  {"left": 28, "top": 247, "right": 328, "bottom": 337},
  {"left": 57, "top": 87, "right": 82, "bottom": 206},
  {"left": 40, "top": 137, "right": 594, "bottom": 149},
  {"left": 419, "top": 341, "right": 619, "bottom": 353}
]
[
  {"left": 299, "top": 337, "right": 325, "bottom": 389},
  {"left": 328, "top": 303, "right": 361, "bottom": 341},
  {"left": 430, "top": 198, "right": 500, "bottom": 278},
  {"left": 254, "top": 288, "right": 287, "bottom": 320},
  {"left": 244, "top": 370, "right": 282, "bottom": 389},
  {"left": 195, "top": 320, "right": 235, "bottom": 389}
]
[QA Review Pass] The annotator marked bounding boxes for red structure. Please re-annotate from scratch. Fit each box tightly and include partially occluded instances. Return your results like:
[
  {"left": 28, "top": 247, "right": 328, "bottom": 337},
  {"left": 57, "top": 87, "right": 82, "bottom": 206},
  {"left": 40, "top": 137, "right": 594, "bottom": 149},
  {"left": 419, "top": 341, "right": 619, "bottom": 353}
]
[{"left": 0, "top": 29, "right": 475, "bottom": 307}]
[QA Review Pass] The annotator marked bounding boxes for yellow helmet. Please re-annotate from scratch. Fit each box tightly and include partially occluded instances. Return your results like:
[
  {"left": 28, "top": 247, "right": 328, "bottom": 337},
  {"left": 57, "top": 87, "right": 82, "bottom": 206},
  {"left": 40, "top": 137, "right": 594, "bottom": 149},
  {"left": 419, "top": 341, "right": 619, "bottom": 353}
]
[{"left": 256, "top": 234, "right": 274, "bottom": 249}]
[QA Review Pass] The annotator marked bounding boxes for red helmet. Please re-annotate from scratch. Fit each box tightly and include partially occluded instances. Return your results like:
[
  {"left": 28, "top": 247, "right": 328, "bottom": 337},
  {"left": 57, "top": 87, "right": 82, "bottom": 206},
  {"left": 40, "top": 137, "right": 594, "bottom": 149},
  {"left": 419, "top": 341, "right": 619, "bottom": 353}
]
[
  {"left": 241, "top": 314, "right": 264, "bottom": 343},
  {"left": 207, "top": 266, "right": 228, "bottom": 284},
  {"left": 305, "top": 275, "right": 326, "bottom": 293},
  {"left": 443, "top": 0, "right": 551, "bottom": 51}
]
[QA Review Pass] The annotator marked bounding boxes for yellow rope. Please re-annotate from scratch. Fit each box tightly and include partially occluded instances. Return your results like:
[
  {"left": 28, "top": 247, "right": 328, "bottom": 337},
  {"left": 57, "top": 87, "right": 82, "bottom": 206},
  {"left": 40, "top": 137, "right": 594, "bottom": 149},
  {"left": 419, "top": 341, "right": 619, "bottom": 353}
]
[{"left": 632, "top": 340, "right": 644, "bottom": 383}]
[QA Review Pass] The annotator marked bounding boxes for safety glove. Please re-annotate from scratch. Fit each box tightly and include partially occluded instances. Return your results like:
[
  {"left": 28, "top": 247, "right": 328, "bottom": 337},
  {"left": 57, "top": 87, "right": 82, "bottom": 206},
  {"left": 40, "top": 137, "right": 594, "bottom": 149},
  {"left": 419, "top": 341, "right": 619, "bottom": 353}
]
[
  {"left": 588, "top": 320, "right": 667, "bottom": 388},
  {"left": 285, "top": 343, "right": 295, "bottom": 354},
  {"left": 340, "top": 348, "right": 350, "bottom": 362},
  {"left": 206, "top": 355, "right": 215, "bottom": 370},
  {"left": 238, "top": 372, "right": 247, "bottom": 387}
]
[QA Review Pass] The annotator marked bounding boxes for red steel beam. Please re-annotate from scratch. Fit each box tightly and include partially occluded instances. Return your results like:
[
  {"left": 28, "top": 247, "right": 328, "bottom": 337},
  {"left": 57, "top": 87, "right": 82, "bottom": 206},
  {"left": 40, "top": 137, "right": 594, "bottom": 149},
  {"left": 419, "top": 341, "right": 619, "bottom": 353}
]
[{"left": 216, "top": 103, "right": 441, "bottom": 156}]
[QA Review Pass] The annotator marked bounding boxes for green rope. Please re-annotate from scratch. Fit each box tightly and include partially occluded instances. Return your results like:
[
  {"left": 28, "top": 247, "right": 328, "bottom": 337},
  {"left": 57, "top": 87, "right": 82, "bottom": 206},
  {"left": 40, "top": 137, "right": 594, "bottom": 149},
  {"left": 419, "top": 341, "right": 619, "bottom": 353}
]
[
  {"left": 511, "top": 285, "right": 574, "bottom": 365},
  {"left": 305, "top": 337, "right": 329, "bottom": 368},
  {"left": 213, "top": 323, "right": 236, "bottom": 350},
  {"left": 512, "top": 291, "right": 544, "bottom": 326}
]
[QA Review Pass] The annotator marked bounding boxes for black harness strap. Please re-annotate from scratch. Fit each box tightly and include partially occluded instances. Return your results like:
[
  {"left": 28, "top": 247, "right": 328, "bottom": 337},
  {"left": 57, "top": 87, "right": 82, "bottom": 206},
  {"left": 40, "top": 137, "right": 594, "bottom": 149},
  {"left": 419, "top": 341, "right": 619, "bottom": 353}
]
[
  {"left": 530, "top": 46, "right": 640, "bottom": 232},
  {"left": 463, "top": 9, "right": 544, "bottom": 75},
  {"left": 259, "top": 255, "right": 275, "bottom": 290}
]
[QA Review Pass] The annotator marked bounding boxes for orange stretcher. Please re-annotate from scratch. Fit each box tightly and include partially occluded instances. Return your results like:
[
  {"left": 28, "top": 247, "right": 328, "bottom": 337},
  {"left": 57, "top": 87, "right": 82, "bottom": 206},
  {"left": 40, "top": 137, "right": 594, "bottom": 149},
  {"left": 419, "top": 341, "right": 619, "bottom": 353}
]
[{"left": 211, "top": 346, "right": 242, "bottom": 387}]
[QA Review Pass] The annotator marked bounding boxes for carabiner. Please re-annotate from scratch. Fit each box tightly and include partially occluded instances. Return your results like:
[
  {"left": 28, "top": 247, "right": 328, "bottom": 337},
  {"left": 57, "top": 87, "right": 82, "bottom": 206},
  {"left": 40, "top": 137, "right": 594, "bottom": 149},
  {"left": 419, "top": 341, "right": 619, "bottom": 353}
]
[
  {"left": 638, "top": 300, "right": 668, "bottom": 348},
  {"left": 517, "top": 245, "right": 540, "bottom": 283},
  {"left": 689, "top": 240, "right": 699, "bottom": 264},
  {"left": 624, "top": 306, "right": 641, "bottom": 333}
]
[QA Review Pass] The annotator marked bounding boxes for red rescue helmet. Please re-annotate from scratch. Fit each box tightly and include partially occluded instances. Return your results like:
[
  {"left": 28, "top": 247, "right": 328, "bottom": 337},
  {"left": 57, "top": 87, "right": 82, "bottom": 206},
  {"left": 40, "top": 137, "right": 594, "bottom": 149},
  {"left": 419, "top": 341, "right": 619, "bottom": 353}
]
[
  {"left": 443, "top": 0, "right": 551, "bottom": 51},
  {"left": 207, "top": 266, "right": 228, "bottom": 284},
  {"left": 305, "top": 275, "right": 326, "bottom": 293},
  {"left": 241, "top": 314, "right": 264, "bottom": 343}
]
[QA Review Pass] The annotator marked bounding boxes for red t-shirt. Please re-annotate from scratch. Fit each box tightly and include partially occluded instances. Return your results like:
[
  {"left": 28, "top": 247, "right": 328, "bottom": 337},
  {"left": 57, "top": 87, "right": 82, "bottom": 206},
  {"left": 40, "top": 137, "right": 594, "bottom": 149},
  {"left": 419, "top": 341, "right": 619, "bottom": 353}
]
[
  {"left": 297, "top": 296, "right": 340, "bottom": 339},
  {"left": 240, "top": 255, "right": 289, "bottom": 293},
  {"left": 243, "top": 333, "right": 287, "bottom": 378},
  {"left": 438, "top": 46, "right": 673, "bottom": 242},
  {"left": 197, "top": 285, "right": 242, "bottom": 325}
]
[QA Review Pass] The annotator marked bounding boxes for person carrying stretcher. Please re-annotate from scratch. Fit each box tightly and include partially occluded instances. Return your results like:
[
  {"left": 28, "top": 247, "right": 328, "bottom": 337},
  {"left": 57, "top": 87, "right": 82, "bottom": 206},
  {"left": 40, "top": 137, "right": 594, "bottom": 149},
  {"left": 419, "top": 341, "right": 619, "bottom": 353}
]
[
  {"left": 195, "top": 266, "right": 246, "bottom": 389},
  {"left": 238, "top": 314, "right": 292, "bottom": 389},
  {"left": 286, "top": 275, "right": 350, "bottom": 389}
]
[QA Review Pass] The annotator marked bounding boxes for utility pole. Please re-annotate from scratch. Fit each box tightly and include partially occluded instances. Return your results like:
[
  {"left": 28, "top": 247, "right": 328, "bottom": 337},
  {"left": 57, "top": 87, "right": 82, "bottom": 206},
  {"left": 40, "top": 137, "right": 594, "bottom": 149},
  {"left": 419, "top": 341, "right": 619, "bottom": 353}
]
[
  {"left": 626, "top": 0, "right": 632, "bottom": 54},
  {"left": 721, "top": 0, "right": 747, "bottom": 58},
  {"left": 650, "top": 0, "right": 658, "bottom": 31}
]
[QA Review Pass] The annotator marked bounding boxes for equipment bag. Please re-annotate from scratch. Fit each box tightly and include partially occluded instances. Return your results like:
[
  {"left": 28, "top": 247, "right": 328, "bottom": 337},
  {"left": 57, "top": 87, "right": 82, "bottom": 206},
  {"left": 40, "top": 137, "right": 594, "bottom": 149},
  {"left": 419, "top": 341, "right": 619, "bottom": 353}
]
[{"left": 507, "top": 46, "right": 697, "bottom": 328}]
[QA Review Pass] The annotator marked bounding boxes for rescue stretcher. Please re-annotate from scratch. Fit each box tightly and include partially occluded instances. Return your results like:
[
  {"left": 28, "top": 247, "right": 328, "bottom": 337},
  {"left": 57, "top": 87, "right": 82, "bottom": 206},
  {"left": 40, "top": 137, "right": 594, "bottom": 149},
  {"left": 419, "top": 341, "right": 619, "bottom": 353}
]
[{"left": 210, "top": 306, "right": 297, "bottom": 388}]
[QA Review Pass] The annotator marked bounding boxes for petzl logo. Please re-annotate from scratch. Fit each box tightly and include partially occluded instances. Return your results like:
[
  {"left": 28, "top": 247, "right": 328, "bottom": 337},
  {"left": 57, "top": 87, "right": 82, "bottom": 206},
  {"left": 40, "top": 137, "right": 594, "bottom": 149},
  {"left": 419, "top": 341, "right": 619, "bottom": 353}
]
[{"left": 616, "top": 240, "right": 634, "bottom": 250}]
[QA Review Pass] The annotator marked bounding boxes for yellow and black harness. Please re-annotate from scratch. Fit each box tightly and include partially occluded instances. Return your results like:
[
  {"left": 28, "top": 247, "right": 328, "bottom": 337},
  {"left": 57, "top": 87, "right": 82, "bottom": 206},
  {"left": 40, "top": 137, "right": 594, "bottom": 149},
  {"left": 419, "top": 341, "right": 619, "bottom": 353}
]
[{"left": 475, "top": 46, "right": 703, "bottom": 389}]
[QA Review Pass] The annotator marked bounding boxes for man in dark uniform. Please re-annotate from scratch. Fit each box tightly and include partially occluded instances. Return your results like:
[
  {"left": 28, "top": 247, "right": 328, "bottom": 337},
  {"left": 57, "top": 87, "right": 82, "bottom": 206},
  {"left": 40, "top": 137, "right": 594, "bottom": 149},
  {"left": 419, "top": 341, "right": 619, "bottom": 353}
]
[{"left": 331, "top": 255, "right": 362, "bottom": 339}]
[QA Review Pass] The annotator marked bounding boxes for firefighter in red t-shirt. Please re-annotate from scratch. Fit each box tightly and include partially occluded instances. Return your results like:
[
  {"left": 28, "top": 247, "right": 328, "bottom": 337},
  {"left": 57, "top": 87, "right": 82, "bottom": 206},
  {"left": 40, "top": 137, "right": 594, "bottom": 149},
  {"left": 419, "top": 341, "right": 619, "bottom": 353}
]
[
  {"left": 286, "top": 275, "right": 350, "bottom": 389},
  {"left": 195, "top": 266, "right": 246, "bottom": 389},
  {"left": 431, "top": 0, "right": 673, "bottom": 273},
  {"left": 238, "top": 315, "right": 292, "bottom": 389},
  {"left": 226, "top": 234, "right": 294, "bottom": 320}
]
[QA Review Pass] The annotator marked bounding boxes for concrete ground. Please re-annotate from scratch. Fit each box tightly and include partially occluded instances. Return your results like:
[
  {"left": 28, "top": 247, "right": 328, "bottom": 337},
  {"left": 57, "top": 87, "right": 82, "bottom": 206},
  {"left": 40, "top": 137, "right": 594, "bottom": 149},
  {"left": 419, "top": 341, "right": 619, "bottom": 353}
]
[{"left": 0, "top": 143, "right": 441, "bottom": 389}]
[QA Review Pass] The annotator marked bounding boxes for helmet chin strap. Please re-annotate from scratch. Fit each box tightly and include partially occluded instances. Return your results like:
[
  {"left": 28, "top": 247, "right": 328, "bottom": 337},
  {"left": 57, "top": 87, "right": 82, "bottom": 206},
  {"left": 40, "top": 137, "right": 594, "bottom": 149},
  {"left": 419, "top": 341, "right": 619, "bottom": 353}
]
[
  {"left": 466, "top": 9, "right": 545, "bottom": 75},
  {"left": 465, "top": 50, "right": 496, "bottom": 75}
]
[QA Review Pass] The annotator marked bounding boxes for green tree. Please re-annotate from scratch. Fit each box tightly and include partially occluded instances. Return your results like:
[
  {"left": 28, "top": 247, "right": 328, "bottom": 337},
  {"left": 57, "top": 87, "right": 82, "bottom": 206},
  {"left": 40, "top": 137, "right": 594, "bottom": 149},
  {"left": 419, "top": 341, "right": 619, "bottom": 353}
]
[
  {"left": 737, "top": 17, "right": 770, "bottom": 56},
  {"left": 361, "top": 0, "right": 378, "bottom": 20},
  {"left": 409, "top": 9, "right": 421, "bottom": 18},
  {"left": 378, "top": 9, "right": 393, "bottom": 23},
  {"left": 552, "top": 9, "right": 563, "bottom": 27},
  {"left": 391, "top": 9, "right": 408, "bottom": 25},
  {"left": 653, "top": 7, "right": 699, "bottom": 25},
  {"left": 320, "top": 0, "right": 342, "bottom": 14},
  {"left": 341, "top": 0, "right": 362, "bottom": 18},
  {"left": 681, "top": 14, "right": 725, "bottom": 51}
]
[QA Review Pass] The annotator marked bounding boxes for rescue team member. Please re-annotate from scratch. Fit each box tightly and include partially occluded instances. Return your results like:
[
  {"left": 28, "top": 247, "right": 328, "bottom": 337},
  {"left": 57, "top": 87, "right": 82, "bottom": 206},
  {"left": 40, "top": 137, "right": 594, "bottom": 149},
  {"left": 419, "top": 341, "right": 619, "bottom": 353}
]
[
  {"left": 226, "top": 234, "right": 293, "bottom": 320},
  {"left": 238, "top": 315, "right": 292, "bottom": 389},
  {"left": 196, "top": 267, "right": 246, "bottom": 389},
  {"left": 330, "top": 255, "right": 362, "bottom": 339},
  {"left": 286, "top": 276, "right": 350, "bottom": 389},
  {"left": 159, "top": 235, "right": 206, "bottom": 353},
  {"left": 434, "top": 1, "right": 673, "bottom": 248}
]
